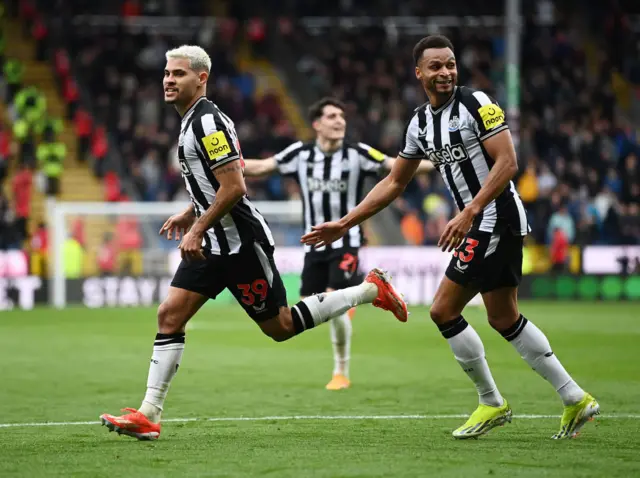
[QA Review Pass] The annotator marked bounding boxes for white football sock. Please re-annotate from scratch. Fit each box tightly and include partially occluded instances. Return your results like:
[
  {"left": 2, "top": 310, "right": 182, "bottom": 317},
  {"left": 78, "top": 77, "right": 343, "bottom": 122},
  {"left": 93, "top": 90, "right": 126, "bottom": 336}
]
[
  {"left": 503, "top": 315, "right": 585, "bottom": 406},
  {"left": 291, "top": 282, "right": 377, "bottom": 333},
  {"left": 439, "top": 316, "right": 504, "bottom": 407},
  {"left": 330, "top": 312, "right": 352, "bottom": 377},
  {"left": 139, "top": 332, "right": 185, "bottom": 422}
]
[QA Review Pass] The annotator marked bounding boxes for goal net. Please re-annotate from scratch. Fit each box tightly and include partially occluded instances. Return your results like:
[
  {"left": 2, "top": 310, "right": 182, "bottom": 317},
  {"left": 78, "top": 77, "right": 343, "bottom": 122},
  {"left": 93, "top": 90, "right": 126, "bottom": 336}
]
[
  {"left": 46, "top": 199, "right": 303, "bottom": 309},
  {"left": 46, "top": 200, "right": 481, "bottom": 309}
]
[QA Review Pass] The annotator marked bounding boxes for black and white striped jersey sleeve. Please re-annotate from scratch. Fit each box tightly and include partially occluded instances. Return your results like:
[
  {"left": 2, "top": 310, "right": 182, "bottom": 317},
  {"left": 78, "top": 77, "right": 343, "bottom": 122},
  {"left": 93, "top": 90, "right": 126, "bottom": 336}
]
[
  {"left": 459, "top": 88, "right": 509, "bottom": 141},
  {"left": 274, "top": 141, "right": 304, "bottom": 176},
  {"left": 355, "top": 142, "right": 387, "bottom": 174},
  {"left": 191, "top": 109, "right": 241, "bottom": 171},
  {"left": 398, "top": 114, "right": 424, "bottom": 159}
]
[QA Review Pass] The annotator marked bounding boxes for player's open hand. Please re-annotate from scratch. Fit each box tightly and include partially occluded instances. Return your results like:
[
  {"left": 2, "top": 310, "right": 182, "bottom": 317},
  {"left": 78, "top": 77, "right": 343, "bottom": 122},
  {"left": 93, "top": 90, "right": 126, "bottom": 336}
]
[
  {"left": 159, "top": 212, "right": 195, "bottom": 241},
  {"left": 438, "top": 209, "right": 475, "bottom": 252},
  {"left": 301, "top": 221, "right": 349, "bottom": 248},
  {"left": 178, "top": 230, "right": 206, "bottom": 261}
]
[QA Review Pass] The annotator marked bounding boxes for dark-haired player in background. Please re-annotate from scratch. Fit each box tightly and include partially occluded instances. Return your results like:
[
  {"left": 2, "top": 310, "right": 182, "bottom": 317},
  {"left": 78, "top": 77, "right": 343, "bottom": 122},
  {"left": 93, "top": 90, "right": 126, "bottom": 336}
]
[{"left": 244, "top": 97, "right": 432, "bottom": 390}]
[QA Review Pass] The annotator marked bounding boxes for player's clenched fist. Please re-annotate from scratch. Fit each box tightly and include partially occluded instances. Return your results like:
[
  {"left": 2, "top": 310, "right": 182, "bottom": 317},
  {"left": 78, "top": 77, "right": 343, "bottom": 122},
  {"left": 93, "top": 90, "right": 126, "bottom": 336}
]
[{"left": 159, "top": 210, "right": 195, "bottom": 241}]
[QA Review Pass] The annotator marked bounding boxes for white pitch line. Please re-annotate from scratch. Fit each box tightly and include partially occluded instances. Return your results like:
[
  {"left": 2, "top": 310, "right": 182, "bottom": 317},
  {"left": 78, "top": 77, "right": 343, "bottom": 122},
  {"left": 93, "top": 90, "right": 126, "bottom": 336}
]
[{"left": 0, "top": 413, "right": 638, "bottom": 429}]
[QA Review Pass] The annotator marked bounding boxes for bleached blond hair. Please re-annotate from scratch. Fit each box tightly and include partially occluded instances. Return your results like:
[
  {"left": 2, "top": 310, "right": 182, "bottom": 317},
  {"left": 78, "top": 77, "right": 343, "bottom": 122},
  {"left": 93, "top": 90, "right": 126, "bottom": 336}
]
[{"left": 165, "top": 45, "right": 211, "bottom": 73}]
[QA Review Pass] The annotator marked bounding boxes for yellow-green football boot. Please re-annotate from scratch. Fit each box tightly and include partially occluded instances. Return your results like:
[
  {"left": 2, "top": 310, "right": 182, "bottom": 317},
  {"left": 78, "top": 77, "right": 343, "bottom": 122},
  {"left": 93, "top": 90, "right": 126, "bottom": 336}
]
[
  {"left": 453, "top": 400, "right": 512, "bottom": 439},
  {"left": 552, "top": 393, "right": 600, "bottom": 439}
]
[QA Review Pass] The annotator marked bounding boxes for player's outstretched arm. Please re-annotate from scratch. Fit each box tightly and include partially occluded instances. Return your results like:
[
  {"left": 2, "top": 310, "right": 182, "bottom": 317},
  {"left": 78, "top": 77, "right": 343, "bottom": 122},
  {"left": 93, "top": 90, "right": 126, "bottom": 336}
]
[
  {"left": 179, "top": 161, "right": 247, "bottom": 260},
  {"left": 301, "top": 156, "right": 421, "bottom": 247},
  {"left": 243, "top": 157, "right": 277, "bottom": 177},
  {"left": 384, "top": 157, "right": 433, "bottom": 175},
  {"left": 437, "top": 129, "right": 518, "bottom": 252}
]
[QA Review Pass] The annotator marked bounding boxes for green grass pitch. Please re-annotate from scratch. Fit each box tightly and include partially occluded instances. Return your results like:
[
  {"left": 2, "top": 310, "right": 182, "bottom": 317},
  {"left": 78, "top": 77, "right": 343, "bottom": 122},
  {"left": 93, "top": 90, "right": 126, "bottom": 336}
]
[{"left": 1, "top": 301, "right": 639, "bottom": 477}]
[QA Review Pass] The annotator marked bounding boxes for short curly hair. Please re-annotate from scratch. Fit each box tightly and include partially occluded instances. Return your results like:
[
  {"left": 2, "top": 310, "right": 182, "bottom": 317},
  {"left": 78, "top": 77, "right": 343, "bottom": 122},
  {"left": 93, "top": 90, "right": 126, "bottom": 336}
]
[{"left": 412, "top": 35, "right": 455, "bottom": 66}]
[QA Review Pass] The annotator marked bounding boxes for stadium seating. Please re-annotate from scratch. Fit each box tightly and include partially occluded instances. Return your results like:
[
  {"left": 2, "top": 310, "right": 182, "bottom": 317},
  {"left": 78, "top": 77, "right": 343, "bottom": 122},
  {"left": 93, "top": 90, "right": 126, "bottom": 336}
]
[{"left": 1, "top": 13, "right": 104, "bottom": 243}]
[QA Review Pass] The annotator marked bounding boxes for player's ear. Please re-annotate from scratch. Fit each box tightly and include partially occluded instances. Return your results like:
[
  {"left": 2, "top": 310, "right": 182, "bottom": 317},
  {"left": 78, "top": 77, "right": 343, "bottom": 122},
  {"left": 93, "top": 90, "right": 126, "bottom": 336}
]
[
  {"left": 415, "top": 66, "right": 422, "bottom": 80},
  {"left": 198, "top": 71, "right": 208, "bottom": 87}
]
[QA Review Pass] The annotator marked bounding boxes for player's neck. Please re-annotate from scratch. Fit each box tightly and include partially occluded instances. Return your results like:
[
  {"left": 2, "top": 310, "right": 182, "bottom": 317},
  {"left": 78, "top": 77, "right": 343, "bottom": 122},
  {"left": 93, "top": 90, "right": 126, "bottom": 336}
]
[
  {"left": 316, "top": 137, "right": 343, "bottom": 155},
  {"left": 176, "top": 93, "right": 206, "bottom": 117},
  {"left": 427, "top": 89, "right": 455, "bottom": 110}
]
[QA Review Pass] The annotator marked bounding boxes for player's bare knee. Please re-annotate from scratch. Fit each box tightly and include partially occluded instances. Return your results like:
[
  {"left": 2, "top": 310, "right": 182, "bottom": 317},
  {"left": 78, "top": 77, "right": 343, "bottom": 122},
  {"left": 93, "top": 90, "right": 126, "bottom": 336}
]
[
  {"left": 157, "top": 300, "right": 184, "bottom": 334},
  {"left": 429, "top": 302, "right": 457, "bottom": 325}
]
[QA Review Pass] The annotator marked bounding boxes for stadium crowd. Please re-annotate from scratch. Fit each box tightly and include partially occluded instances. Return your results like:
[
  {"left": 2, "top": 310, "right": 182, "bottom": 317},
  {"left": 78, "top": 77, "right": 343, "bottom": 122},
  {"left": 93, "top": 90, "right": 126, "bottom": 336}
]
[
  {"left": 271, "top": 2, "right": 640, "bottom": 247},
  {"left": 0, "top": 0, "right": 638, "bottom": 256}
]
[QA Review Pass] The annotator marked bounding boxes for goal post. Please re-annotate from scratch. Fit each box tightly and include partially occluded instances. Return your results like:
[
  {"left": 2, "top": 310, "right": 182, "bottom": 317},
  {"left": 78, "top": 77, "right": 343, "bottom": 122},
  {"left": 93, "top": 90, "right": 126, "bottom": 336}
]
[{"left": 46, "top": 199, "right": 303, "bottom": 309}]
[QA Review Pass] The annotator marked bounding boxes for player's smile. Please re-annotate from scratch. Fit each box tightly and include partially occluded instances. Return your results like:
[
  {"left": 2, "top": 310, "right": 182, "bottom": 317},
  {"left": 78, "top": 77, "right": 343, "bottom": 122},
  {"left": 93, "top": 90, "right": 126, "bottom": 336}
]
[{"left": 435, "top": 77, "right": 454, "bottom": 91}]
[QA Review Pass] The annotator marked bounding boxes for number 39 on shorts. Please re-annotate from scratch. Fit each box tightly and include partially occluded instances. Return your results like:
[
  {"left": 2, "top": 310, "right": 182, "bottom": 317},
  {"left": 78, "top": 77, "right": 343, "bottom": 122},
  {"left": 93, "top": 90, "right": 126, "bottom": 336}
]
[{"left": 237, "top": 279, "right": 269, "bottom": 306}]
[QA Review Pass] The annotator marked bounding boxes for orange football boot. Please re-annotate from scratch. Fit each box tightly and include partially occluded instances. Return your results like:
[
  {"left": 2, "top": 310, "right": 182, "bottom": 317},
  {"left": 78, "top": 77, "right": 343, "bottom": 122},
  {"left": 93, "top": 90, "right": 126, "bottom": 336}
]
[
  {"left": 365, "top": 268, "right": 408, "bottom": 322},
  {"left": 326, "top": 374, "right": 351, "bottom": 390},
  {"left": 100, "top": 408, "right": 161, "bottom": 440}
]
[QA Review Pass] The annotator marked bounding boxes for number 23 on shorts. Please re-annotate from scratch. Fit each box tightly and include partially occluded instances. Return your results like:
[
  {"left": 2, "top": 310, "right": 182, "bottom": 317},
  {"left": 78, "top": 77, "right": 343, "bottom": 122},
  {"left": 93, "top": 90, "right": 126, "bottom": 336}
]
[{"left": 453, "top": 238, "right": 479, "bottom": 263}]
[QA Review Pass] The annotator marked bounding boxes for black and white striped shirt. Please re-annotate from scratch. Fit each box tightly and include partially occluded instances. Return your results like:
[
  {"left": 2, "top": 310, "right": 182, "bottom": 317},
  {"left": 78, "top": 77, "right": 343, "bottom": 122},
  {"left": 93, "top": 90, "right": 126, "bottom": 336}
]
[
  {"left": 178, "top": 96, "right": 274, "bottom": 255},
  {"left": 400, "top": 86, "right": 529, "bottom": 236},
  {"left": 275, "top": 141, "right": 386, "bottom": 252}
]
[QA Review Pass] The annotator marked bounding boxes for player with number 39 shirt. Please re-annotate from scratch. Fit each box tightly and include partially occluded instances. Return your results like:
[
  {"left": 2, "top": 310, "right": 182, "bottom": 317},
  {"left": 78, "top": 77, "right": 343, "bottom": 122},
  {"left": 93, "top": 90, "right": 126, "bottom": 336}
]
[{"left": 98, "top": 45, "right": 409, "bottom": 441}]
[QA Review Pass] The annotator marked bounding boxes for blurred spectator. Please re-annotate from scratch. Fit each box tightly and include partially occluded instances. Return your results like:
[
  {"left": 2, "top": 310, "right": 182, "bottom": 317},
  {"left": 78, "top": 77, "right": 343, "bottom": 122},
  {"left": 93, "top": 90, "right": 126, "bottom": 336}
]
[
  {"left": 97, "top": 232, "right": 117, "bottom": 276},
  {"left": 63, "top": 234, "right": 84, "bottom": 279},
  {"left": 36, "top": 140, "right": 65, "bottom": 196},
  {"left": 115, "top": 215, "right": 143, "bottom": 275},
  {"left": 104, "top": 171, "right": 122, "bottom": 202},
  {"left": 517, "top": 164, "right": 539, "bottom": 206},
  {"left": 3, "top": 58, "right": 24, "bottom": 102},
  {"left": 32, "top": 14, "right": 48, "bottom": 61},
  {"left": 35, "top": 115, "right": 63, "bottom": 142},
  {"left": 11, "top": 163, "right": 33, "bottom": 243},
  {"left": 90, "top": 125, "right": 109, "bottom": 178},
  {"left": 547, "top": 203, "right": 575, "bottom": 244},
  {"left": 0, "top": 127, "right": 12, "bottom": 161},
  {"left": 74, "top": 109, "right": 93, "bottom": 162},
  {"left": 13, "top": 86, "right": 46, "bottom": 125},
  {"left": 140, "top": 149, "right": 162, "bottom": 201},
  {"left": 30, "top": 222, "right": 48, "bottom": 276},
  {"left": 121, "top": 0, "right": 142, "bottom": 17},
  {"left": 62, "top": 77, "right": 80, "bottom": 120},
  {"left": 549, "top": 227, "right": 569, "bottom": 272},
  {"left": 12, "top": 117, "right": 35, "bottom": 167},
  {"left": 0, "top": 191, "right": 17, "bottom": 250}
]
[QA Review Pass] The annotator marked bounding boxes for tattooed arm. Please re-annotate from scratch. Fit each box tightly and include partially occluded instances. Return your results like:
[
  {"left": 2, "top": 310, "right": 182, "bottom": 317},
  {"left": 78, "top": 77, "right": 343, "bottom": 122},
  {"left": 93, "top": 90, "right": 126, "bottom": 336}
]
[
  {"left": 179, "top": 160, "right": 247, "bottom": 260},
  {"left": 191, "top": 161, "right": 247, "bottom": 234}
]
